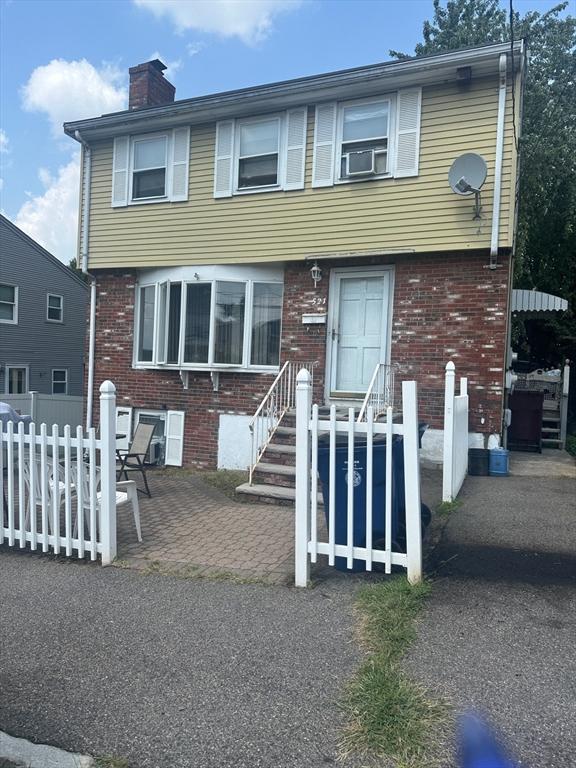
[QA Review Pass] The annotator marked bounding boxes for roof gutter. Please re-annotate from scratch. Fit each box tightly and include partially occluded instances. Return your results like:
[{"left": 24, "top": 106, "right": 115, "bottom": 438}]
[
  {"left": 75, "top": 129, "right": 96, "bottom": 431},
  {"left": 64, "top": 41, "right": 524, "bottom": 141}
]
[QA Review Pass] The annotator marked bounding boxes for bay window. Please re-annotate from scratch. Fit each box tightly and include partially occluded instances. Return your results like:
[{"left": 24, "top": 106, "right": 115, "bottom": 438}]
[{"left": 136, "top": 277, "right": 283, "bottom": 370}]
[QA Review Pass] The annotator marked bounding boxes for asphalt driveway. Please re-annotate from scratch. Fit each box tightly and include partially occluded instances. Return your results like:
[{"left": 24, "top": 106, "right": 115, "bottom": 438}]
[
  {"left": 406, "top": 459, "right": 576, "bottom": 768},
  {"left": 0, "top": 552, "right": 364, "bottom": 768}
]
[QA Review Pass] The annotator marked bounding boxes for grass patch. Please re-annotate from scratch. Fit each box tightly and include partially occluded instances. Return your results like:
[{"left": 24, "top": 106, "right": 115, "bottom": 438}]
[
  {"left": 138, "top": 559, "right": 267, "bottom": 585},
  {"left": 197, "top": 469, "right": 249, "bottom": 501},
  {"left": 435, "top": 498, "right": 462, "bottom": 517},
  {"left": 341, "top": 577, "right": 448, "bottom": 768},
  {"left": 95, "top": 758, "right": 129, "bottom": 768},
  {"left": 566, "top": 434, "right": 576, "bottom": 458}
]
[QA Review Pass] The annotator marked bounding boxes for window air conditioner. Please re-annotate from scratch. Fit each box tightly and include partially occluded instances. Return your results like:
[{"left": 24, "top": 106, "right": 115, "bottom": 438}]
[{"left": 346, "top": 149, "right": 375, "bottom": 176}]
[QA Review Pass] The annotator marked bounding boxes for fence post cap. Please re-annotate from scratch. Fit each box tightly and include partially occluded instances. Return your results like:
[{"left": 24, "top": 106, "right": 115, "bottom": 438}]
[
  {"left": 445, "top": 361, "right": 456, "bottom": 372},
  {"left": 99, "top": 380, "right": 116, "bottom": 395},
  {"left": 296, "top": 368, "right": 311, "bottom": 384}
]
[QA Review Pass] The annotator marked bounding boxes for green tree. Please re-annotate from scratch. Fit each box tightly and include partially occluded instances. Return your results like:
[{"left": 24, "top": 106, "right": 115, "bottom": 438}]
[{"left": 391, "top": 0, "right": 576, "bottom": 380}]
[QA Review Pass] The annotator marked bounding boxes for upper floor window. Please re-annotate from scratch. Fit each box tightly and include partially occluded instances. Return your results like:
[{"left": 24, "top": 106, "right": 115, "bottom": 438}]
[
  {"left": 237, "top": 117, "right": 280, "bottom": 190},
  {"left": 112, "top": 127, "right": 190, "bottom": 207},
  {"left": 214, "top": 108, "right": 307, "bottom": 198},
  {"left": 0, "top": 283, "right": 18, "bottom": 324},
  {"left": 135, "top": 275, "right": 283, "bottom": 371},
  {"left": 132, "top": 136, "right": 167, "bottom": 200},
  {"left": 47, "top": 293, "right": 63, "bottom": 322},
  {"left": 339, "top": 99, "right": 391, "bottom": 180},
  {"left": 312, "top": 89, "right": 422, "bottom": 188}
]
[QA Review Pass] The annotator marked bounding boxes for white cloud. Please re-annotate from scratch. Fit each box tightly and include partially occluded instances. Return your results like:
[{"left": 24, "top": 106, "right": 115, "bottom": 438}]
[
  {"left": 149, "top": 51, "right": 183, "bottom": 78},
  {"left": 134, "top": 0, "right": 302, "bottom": 45},
  {"left": 21, "top": 59, "right": 126, "bottom": 137},
  {"left": 187, "top": 41, "right": 206, "bottom": 57},
  {"left": 14, "top": 153, "right": 80, "bottom": 264},
  {"left": 0, "top": 129, "right": 9, "bottom": 153}
]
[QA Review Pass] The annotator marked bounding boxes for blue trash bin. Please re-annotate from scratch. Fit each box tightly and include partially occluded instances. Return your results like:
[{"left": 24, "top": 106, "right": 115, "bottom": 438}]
[
  {"left": 317, "top": 424, "right": 429, "bottom": 572},
  {"left": 317, "top": 434, "right": 404, "bottom": 571}
]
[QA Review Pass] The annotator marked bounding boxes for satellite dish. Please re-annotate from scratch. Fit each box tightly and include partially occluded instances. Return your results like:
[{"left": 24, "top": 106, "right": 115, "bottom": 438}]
[{"left": 448, "top": 153, "right": 487, "bottom": 196}]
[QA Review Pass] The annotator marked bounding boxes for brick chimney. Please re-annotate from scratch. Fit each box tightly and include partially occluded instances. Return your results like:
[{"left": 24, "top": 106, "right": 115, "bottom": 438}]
[{"left": 128, "top": 59, "right": 175, "bottom": 110}]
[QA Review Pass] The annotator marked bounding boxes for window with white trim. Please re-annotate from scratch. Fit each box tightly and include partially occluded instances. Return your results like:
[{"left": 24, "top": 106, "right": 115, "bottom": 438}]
[
  {"left": 5, "top": 366, "right": 28, "bottom": 394},
  {"left": 112, "top": 127, "right": 190, "bottom": 207},
  {"left": 0, "top": 283, "right": 18, "bottom": 324},
  {"left": 131, "top": 135, "right": 167, "bottom": 200},
  {"left": 214, "top": 107, "right": 307, "bottom": 197},
  {"left": 311, "top": 89, "right": 421, "bottom": 188},
  {"left": 47, "top": 293, "right": 63, "bottom": 322},
  {"left": 237, "top": 117, "right": 281, "bottom": 190},
  {"left": 338, "top": 99, "right": 391, "bottom": 179},
  {"left": 52, "top": 369, "right": 68, "bottom": 394},
  {"left": 135, "top": 278, "right": 283, "bottom": 370}
]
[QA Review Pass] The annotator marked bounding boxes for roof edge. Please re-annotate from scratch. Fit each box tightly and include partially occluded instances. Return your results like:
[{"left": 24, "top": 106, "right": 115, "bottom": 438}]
[
  {"left": 0, "top": 214, "right": 90, "bottom": 291},
  {"left": 64, "top": 40, "right": 524, "bottom": 139}
]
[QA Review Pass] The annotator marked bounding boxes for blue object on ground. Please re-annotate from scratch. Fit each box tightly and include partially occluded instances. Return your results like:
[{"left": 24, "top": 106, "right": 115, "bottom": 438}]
[
  {"left": 458, "top": 712, "right": 519, "bottom": 768},
  {"left": 316, "top": 423, "right": 430, "bottom": 571},
  {"left": 489, "top": 448, "right": 509, "bottom": 477}
]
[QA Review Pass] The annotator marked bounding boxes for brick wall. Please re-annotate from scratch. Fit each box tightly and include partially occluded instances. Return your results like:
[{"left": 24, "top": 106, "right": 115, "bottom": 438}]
[{"left": 87, "top": 251, "right": 509, "bottom": 467}]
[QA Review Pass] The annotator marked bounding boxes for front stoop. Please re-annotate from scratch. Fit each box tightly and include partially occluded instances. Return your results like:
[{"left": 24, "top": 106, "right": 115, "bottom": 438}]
[{"left": 236, "top": 406, "right": 357, "bottom": 505}]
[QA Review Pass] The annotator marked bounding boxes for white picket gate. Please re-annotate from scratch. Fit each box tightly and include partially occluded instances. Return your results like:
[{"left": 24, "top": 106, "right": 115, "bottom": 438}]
[
  {"left": 294, "top": 369, "right": 423, "bottom": 586},
  {"left": 1, "top": 381, "right": 117, "bottom": 564},
  {"left": 442, "top": 361, "right": 469, "bottom": 502}
]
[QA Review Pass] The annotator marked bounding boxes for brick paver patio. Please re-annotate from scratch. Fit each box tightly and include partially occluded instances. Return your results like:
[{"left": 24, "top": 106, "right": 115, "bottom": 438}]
[{"left": 117, "top": 471, "right": 296, "bottom": 583}]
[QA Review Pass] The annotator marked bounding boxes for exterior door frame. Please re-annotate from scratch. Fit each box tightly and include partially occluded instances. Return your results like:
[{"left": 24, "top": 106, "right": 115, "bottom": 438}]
[{"left": 324, "top": 265, "right": 395, "bottom": 404}]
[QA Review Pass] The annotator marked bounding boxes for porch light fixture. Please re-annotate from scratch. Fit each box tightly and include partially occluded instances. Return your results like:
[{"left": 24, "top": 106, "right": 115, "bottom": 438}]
[{"left": 310, "top": 261, "right": 322, "bottom": 288}]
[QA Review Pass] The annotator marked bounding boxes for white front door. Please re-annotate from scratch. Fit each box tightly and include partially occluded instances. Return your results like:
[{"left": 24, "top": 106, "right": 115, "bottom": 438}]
[{"left": 328, "top": 269, "right": 392, "bottom": 397}]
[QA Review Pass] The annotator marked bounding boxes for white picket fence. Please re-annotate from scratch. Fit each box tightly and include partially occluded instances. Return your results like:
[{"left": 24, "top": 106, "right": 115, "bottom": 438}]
[
  {"left": 1, "top": 382, "right": 117, "bottom": 564},
  {"left": 294, "top": 369, "right": 423, "bottom": 586},
  {"left": 442, "top": 361, "right": 469, "bottom": 502},
  {"left": 2, "top": 392, "right": 83, "bottom": 431}
]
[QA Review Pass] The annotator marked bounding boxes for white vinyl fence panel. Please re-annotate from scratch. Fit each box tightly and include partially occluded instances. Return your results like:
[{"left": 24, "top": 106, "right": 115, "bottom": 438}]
[
  {"left": 1, "top": 382, "right": 117, "bottom": 564},
  {"left": 295, "top": 369, "right": 423, "bottom": 587},
  {"left": 442, "top": 362, "right": 469, "bottom": 502},
  {"left": 2, "top": 392, "right": 83, "bottom": 431}
]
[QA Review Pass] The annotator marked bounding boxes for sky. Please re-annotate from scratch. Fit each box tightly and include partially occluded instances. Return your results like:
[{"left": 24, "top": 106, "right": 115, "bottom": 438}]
[{"left": 0, "top": 0, "right": 565, "bottom": 264}]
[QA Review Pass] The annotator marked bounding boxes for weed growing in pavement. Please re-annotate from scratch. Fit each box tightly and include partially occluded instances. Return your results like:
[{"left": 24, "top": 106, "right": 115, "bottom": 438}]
[
  {"left": 435, "top": 499, "right": 462, "bottom": 517},
  {"left": 341, "top": 576, "right": 449, "bottom": 767}
]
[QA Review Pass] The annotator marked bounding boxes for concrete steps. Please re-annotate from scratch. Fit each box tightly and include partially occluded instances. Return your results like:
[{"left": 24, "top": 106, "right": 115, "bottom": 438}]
[{"left": 236, "top": 482, "right": 323, "bottom": 506}]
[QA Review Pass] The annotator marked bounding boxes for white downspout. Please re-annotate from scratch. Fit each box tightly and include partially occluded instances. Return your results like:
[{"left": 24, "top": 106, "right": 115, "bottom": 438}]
[
  {"left": 75, "top": 130, "right": 96, "bottom": 430},
  {"left": 490, "top": 53, "right": 507, "bottom": 263}
]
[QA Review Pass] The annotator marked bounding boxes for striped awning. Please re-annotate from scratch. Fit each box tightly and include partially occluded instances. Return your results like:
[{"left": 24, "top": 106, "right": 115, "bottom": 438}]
[{"left": 511, "top": 289, "right": 568, "bottom": 316}]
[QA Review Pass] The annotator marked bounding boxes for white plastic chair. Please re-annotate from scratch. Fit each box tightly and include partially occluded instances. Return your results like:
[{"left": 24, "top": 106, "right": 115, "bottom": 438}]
[
  {"left": 22, "top": 456, "right": 66, "bottom": 534},
  {"left": 72, "top": 463, "right": 142, "bottom": 543}
]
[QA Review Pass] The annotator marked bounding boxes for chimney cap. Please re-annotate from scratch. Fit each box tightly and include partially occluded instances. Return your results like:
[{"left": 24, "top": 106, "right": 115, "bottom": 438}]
[{"left": 129, "top": 59, "right": 168, "bottom": 75}]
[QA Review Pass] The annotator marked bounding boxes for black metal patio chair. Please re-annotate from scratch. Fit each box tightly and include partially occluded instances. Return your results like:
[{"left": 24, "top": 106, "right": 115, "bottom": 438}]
[{"left": 116, "top": 422, "right": 155, "bottom": 498}]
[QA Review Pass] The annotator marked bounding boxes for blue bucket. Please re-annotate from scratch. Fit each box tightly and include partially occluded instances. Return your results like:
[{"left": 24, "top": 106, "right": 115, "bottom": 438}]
[{"left": 489, "top": 448, "right": 509, "bottom": 477}]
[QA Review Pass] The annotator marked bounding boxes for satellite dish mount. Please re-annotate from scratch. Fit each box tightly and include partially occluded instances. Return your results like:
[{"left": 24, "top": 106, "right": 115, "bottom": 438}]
[{"left": 448, "top": 153, "right": 488, "bottom": 220}]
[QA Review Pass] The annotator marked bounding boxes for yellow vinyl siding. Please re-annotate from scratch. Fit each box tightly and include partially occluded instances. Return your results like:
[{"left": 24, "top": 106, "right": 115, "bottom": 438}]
[{"left": 86, "top": 75, "right": 518, "bottom": 269}]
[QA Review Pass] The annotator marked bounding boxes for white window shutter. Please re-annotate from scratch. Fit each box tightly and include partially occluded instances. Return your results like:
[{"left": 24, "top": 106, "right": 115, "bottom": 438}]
[
  {"left": 394, "top": 89, "right": 422, "bottom": 178},
  {"left": 170, "top": 127, "right": 190, "bottom": 202},
  {"left": 112, "top": 136, "right": 130, "bottom": 207},
  {"left": 312, "top": 103, "right": 337, "bottom": 188},
  {"left": 165, "top": 410, "right": 185, "bottom": 466},
  {"left": 214, "top": 120, "right": 234, "bottom": 198},
  {"left": 284, "top": 107, "right": 307, "bottom": 190},
  {"left": 116, "top": 407, "right": 133, "bottom": 451}
]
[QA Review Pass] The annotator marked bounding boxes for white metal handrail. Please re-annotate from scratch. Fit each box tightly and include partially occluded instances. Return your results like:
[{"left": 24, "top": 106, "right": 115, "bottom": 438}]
[
  {"left": 357, "top": 363, "right": 396, "bottom": 423},
  {"left": 249, "top": 361, "right": 315, "bottom": 484}
]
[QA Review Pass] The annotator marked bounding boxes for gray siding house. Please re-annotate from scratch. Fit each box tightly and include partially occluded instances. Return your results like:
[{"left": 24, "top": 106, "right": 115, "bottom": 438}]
[{"left": 0, "top": 215, "right": 88, "bottom": 396}]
